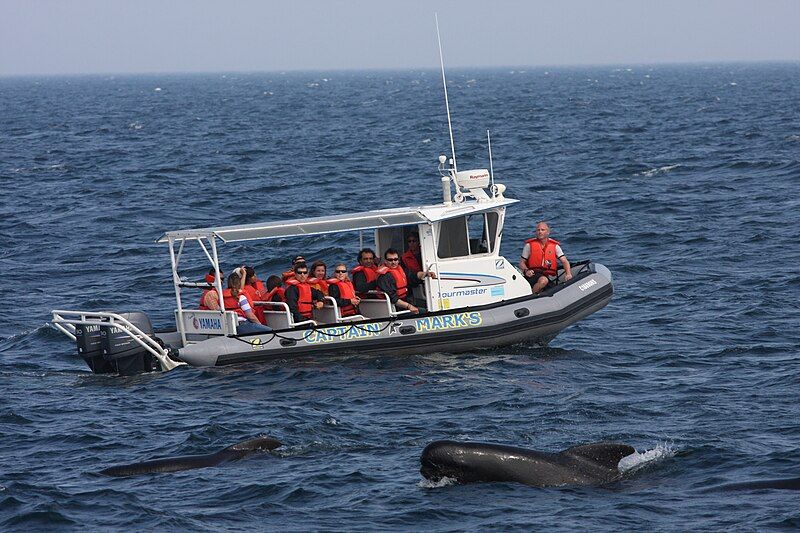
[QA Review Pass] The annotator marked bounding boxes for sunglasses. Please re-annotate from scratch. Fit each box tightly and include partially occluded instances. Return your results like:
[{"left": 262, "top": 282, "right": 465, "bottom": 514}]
[
  {"left": 296, "top": 271, "right": 309, "bottom": 275},
  {"left": 386, "top": 258, "right": 400, "bottom": 262},
  {"left": 334, "top": 270, "right": 347, "bottom": 274},
  {"left": 407, "top": 239, "right": 418, "bottom": 243}
]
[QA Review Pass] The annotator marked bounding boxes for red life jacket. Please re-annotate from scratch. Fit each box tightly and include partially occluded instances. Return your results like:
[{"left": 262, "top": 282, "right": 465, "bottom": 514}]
[
  {"left": 401, "top": 250, "right": 422, "bottom": 273},
  {"left": 242, "top": 284, "right": 266, "bottom": 323},
  {"left": 377, "top": 265, "right": 408, "bottom": 299},
  {"left": 281, "top": 270, "right": 295, "bottom": 282},
  {"left": 222, "top": 289, "right": 253, "bottom": 319},
  {"left": 327, "top": 277, "right": 357, "bottom": 316},
  {"left": 285, "top": 279, "right": 313, "bottom": 318},
  {"left": 525, "top": 238, "right": 560, "bottom": 276},
  {"left": 351, "top": 264, "right": 378, "bottom": 283},
  {"left": 308, "top": 277, "right": 329, "bottom": 295},
  {"left": 265, "top": 286, "right": 286, "bottom": 302}
]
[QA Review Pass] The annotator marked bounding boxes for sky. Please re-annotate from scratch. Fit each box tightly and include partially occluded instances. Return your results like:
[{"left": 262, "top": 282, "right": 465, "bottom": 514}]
[{"left": 0, "top": 0, "right": 798, "bottom": 76}]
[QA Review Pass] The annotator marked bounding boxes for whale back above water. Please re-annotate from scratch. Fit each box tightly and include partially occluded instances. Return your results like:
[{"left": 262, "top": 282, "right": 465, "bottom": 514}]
[
  {"left": 100, "top": 435, "right": 282, "bottom": 477},
  {"left": 420, "top": 440, "right": 636, "bottom": 487}
]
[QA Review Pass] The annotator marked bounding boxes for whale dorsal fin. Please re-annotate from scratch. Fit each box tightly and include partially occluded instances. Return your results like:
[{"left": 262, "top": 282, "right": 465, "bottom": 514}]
[{"left": 561, "top": 442, "right": 635, "bottom": 469}]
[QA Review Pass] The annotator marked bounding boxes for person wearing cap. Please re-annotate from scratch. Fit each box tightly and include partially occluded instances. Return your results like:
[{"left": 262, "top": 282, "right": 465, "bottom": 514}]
[
  {"left": 199, "top": 268, "right": 223, "bottom": 310},
  {"left": 284, "top": 263, "right": 325, "bottom": 322},
  {"left": 282, "top": 255, "right": 306, "bottom": 282},
  {"left": 519, "top": 221, "right": 572, "bottom": 294}
]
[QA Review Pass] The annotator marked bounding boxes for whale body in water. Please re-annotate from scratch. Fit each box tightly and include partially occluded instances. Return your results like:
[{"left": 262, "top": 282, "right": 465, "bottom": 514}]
[
  {"left": 100, "top": 436, "right": 282, "bottom": 477},
  {"left": 420, "top": 440, "right": 636, "bottom": 488}
]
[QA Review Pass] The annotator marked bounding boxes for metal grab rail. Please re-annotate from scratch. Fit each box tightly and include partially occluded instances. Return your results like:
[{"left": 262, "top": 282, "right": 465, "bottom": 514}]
[{"left": 50, "top": 310, "right": 184, "bottom": 372}]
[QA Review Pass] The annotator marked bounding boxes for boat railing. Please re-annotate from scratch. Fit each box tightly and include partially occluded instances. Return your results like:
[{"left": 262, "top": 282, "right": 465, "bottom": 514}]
[
  {"left": 359, "top": 292, "right": 413, "bottom": 319},
  {"left": 314, "top": 296, "right": 366, "bottom": 324},
  {"left": 50, "top": 310, "right": 183, "bottom": 371},
  {"left": 255, "top": 301, "right": 317, "bottom": 330}
]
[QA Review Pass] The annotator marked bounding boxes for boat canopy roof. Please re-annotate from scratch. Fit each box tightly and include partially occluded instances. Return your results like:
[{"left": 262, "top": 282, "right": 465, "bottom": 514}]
[{"left": 156, "top": 198, "right": 518, "bottom": 244}]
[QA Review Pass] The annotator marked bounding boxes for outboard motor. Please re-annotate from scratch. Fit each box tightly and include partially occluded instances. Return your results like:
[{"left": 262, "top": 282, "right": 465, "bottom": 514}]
[
  {"left": 75, "top": 320, "right": 115, "bottom": 374},
  {"left": 100, "top": 311, "right": 160, "bottom": 375}
]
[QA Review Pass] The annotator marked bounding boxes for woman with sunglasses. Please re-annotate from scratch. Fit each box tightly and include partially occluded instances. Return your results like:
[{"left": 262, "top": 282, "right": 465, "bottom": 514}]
[{"left": 327, "top": 263, "right": 361, "bottom": 317}]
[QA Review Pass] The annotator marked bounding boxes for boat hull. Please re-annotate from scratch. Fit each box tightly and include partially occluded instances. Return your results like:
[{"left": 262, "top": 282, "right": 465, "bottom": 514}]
[{"left": 175, "top": 263, "right": 613, "bottom": 368}]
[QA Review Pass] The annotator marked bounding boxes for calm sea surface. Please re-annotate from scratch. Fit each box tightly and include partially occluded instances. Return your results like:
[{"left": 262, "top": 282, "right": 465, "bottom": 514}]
[{"left": 1, "top": 63, "right": 799, "bottom": 530}]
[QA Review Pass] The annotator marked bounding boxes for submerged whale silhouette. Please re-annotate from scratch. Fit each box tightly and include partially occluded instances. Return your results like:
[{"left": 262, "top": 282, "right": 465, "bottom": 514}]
[
  {"left": 420, "top": 440, "right": 636, "bottom": 488},
  {"left": 100, "top": 436, "right": 282, "bottom": 477}
]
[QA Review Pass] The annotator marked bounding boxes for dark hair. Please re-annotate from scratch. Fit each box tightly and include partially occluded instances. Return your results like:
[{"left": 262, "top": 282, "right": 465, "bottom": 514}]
[
  {"left": 266, "top": 275, "right": 282, "bottom": 291},
  {"left": 384, "top": 247, "right": 400, "bottom": 259},
  {"left": 408, "top": 231, "right": 420, "bottom": 240},
  {"left": 357, "top": 248, "right": 376, "bottom": 262},
  {"left": 293, "top": 262, "right": 309, "bottom": 274},
  {"left": 292, "top": 255, "right": 306, "bottom": 265},
  {"left": 244, "top": 266, "right": 256, "bottom": 284},
  {"left": 208, "top": 267, "right": 218, "bottom": 276}
]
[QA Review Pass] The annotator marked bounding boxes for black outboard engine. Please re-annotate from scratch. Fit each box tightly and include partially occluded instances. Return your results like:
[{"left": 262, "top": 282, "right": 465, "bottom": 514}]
[
  {"left": 100, "top": 311, "right": 160, "bottom": 375},
  {"left": 75, "top": 320, "right": 115, "bottom": 374}
]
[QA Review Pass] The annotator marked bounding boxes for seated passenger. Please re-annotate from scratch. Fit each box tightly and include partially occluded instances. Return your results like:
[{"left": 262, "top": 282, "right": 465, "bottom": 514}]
[
  {"left": 199, "top": 268, "right": 223, "bottom": 310},
  {"left": 351, "top": 248, "right": 380, "bottom": 296},
  {"left": 327, "top": 263, "right": 361, "bottom": 317},
  {"left": 376, "top": 248, "right": 436, "bottom": 314},
  {"left": 242, "top": 266, "right": 267, "bottom": 323},
  {"left": 284, "top": 263, "right": 325, "bottom": 323},
  {"left": 308, "top": 260, "right": 329, "bottom": 295},
  {"left": 264, "top": 275, "right": 286, "bottom": 302},
  {"left": 401, "top": 231, "right": 423, "bottom": 277},
  {"left": 222, "top": 268, "right": 272, "bottom": 335},
  {"left": 282, "top": 255, "right": 306, "bottom": 282}
]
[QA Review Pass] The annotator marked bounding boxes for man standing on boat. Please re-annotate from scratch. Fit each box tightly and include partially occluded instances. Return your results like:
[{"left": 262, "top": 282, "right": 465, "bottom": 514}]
[{"left": 519, "top": 221, "right": 572, "bottom": 294}]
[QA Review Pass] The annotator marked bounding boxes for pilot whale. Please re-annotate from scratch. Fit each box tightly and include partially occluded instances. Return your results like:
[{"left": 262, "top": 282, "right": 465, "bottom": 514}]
[
  {"left": 420, "top": 440, "right": 636, "bottom": 488},
  {"left": 100, "top": 436, "right": 282, "bottom": 477}
]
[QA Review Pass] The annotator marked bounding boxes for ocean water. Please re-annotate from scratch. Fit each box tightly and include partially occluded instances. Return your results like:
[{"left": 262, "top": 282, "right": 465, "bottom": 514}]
[{"left": 1, "top": 63, "right": 799, "bottom": 530}]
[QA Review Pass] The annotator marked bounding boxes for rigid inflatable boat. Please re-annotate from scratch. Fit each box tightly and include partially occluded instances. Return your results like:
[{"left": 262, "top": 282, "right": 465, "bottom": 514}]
[{"left": 50, "top": 160, "right": 612, "bottom": 374}]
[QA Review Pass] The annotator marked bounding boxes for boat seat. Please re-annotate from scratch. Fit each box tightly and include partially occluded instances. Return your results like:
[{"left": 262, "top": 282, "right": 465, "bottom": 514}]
[
  {"left": 255, "top": 301, "right": 316, "bottom": 329},
  {"left": 358, "top": 291, "right": 412, "bottom": 319},
  {"left": 313, "top": 297, "right": 366, "bottom": 324}
]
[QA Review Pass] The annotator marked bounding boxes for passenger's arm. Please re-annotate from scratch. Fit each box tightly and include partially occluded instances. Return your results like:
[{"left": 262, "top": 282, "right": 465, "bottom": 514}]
[
  {"left": 311, "top": 288, "right": 325, "bottom": 309},
  {"left": 376, "top": 275, "right": 399, "bottom": 304},
  {"left": 238, "top": 294, "right": 262, "bottom": 324}
]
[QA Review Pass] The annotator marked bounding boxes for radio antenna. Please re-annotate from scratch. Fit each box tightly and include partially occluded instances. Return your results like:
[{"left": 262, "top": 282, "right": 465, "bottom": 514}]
[
  {"left": 487, "top": 129, "right": 495, "bottom": 190},
  {"left": 435, "top": 13, "right": 457, "bottom": 173}
]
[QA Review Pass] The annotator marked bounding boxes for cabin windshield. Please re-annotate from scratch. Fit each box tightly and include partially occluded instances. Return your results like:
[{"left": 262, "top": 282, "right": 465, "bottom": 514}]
[{"left": 437, "top": 211, "right": 499, "bottom": 259}]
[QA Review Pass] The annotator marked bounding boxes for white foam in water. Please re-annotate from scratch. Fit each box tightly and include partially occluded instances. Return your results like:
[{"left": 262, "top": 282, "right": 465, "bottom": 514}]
[
  {"left": 617, "top": 443, "right": 676, "bottom": 473},
  {"left": 418, "top": 476, "right": 457, "bottom": 489},
  {"left": 636, "top": 164, "right": 680, "bottom": 177}
]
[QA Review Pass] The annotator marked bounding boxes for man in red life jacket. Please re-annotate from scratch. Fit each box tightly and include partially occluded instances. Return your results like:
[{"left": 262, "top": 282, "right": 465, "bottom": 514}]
[
  {"left": 199, "top": 268, "right": 223, "bottom": 310},
  {"left": 351, "top": 248, "right": 380, "bottom": 296},
  {"left": 401, "top": 232, "right": 423, "bottom": 276},
  {"left": 519, "top": 221, "right": 573, "bottom": 294},
  {"left": 284, "top": 263, "right": 325, "bottom": 322},
  {"left": 327, "top": 263, "right": 361, "bottom": 317},
  {"left": 376, "top": 248, "right": 436, "bottom": 314}
]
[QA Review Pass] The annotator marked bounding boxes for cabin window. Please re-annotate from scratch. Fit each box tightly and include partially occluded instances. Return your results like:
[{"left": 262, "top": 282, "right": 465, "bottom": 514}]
[{"left": 437, "top": 212, "right": 498, "bottom": 259}]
